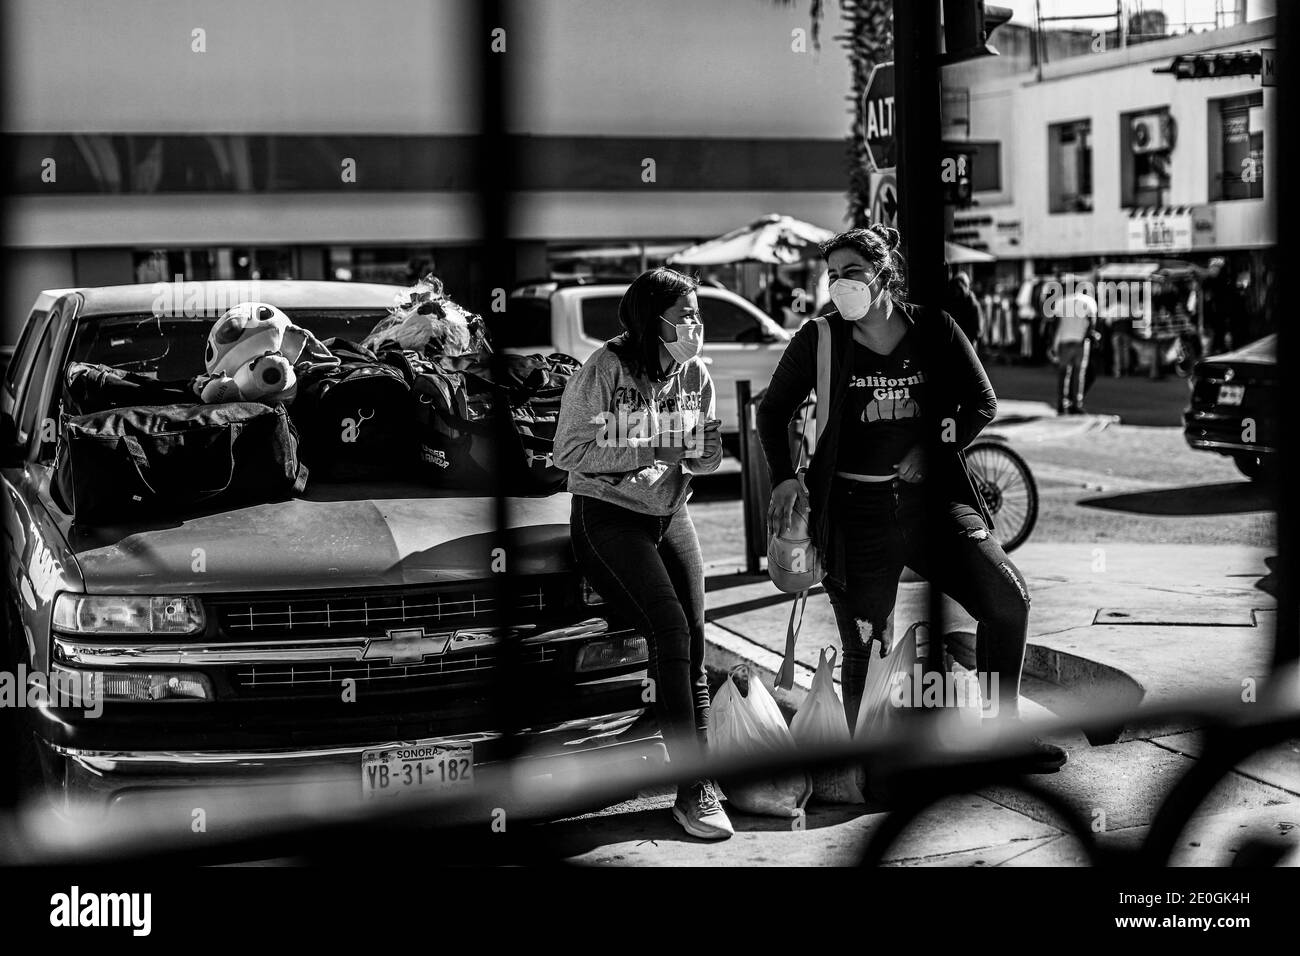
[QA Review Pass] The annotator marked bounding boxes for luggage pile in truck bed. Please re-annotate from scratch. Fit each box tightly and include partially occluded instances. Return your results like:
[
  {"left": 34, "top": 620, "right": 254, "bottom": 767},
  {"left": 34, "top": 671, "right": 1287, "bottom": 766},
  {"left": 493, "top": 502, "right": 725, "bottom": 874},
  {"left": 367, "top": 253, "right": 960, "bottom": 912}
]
[{"left": 52, "top": 282, "right": 581, "bottom": 523}]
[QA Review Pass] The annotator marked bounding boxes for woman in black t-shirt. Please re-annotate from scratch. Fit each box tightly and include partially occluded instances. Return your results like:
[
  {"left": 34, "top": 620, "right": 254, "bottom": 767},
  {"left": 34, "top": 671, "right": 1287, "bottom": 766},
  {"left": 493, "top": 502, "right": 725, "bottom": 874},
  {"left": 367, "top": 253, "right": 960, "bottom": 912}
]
[{"left": 757, "top": 226, "right": 1067, "bottom": 773}]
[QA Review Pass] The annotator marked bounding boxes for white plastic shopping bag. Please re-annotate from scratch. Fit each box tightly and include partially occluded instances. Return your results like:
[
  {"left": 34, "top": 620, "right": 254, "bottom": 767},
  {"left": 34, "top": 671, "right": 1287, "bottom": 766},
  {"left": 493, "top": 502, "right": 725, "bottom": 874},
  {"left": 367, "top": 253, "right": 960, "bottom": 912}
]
[
  {"left": 853, "top": 621, "right": 924, "bottom": 739},
  {"left": 790, "top": 648, "right": 865, "bottom": 804},
  {"left": 948, "top": 659, "right": 985, "bottom": 728},
  {"left": 708, "top": 666, "right": 812, "bottom": 818}
]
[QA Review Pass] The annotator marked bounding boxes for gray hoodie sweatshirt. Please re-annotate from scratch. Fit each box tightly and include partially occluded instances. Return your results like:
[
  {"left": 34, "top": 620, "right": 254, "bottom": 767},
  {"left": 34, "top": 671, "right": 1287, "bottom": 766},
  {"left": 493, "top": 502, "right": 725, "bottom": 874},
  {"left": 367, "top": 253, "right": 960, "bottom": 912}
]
[{"left": 553, "top": 337, "right": 721, "bottom": 516}]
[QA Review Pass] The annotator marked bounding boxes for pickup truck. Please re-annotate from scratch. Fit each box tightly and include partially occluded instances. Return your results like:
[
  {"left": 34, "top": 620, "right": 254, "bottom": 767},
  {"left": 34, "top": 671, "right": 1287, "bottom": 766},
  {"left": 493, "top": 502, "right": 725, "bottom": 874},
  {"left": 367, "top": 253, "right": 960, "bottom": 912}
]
[
  {"left": 499, "top": 280, "right": 790, "bottom": 451},
  {"left": 0, "top": 281, "right": 663, "bottom": 815}
]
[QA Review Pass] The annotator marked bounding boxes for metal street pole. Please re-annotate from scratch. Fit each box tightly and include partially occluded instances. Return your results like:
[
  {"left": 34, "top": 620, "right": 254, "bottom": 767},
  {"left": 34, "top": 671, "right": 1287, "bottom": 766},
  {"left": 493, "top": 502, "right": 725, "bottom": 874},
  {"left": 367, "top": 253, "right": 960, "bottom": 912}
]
[
  {"left": 893, "top": 0, "right": 948, "bottom": 675},
  {"left": 1273, "top": 0, "right": 1297, "bottom": 671},
  {"left": 894, "top": 0, "right": 947, "bottom": 309}
]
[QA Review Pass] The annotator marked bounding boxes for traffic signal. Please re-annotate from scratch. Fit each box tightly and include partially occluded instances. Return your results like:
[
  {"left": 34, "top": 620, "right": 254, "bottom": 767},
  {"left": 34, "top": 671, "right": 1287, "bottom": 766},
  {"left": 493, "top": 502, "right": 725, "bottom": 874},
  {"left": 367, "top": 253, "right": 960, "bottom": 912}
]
[
  {"left": 1153, "top": 51, "right": 1263, "bottom": 80},
  {"left": 942, "top": 1, "right": 1014, "bottom": 64}
]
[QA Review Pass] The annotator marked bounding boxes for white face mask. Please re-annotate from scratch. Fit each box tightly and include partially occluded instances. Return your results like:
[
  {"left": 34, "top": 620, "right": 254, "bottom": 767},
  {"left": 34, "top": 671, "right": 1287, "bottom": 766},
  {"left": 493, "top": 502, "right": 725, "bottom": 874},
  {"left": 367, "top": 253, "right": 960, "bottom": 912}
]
[
  {"left": 661, "top": 318, "right": 703, "bottom": 364},
  {"left": 829, "top": 270, "right": 884, "bottom": 321}
]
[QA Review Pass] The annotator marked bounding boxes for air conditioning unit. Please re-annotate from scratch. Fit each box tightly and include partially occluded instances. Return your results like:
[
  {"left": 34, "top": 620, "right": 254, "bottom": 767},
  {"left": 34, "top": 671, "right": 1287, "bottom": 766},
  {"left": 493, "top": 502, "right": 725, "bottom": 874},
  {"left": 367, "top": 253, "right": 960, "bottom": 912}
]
[{"left": 1131, "top": 113, "right": 1172, "bottom": 154}]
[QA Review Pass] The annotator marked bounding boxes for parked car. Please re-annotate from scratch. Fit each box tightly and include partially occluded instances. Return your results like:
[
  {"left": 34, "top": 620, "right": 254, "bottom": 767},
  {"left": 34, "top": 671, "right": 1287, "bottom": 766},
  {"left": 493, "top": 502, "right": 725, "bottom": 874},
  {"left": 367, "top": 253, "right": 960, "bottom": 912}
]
[
  {"left": 1182, "top": 333, "right": 1277, "bottom": 481},
  {"left": 499, "top": 279, "right": 791, "bottom": 452},
  {"left": 0, "top": 281, "right": 663, "bottom": 814}
]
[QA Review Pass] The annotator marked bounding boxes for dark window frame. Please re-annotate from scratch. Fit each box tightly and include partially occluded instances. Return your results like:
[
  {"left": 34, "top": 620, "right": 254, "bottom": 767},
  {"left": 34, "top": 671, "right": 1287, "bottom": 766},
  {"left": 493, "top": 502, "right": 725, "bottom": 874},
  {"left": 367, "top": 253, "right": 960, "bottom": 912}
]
[
  {"left": 1210, "top": 92, "right": 1264, "bottom": 202},
  {"left": 1048, "top": 118, "right": 1094, "bottom": 214}
]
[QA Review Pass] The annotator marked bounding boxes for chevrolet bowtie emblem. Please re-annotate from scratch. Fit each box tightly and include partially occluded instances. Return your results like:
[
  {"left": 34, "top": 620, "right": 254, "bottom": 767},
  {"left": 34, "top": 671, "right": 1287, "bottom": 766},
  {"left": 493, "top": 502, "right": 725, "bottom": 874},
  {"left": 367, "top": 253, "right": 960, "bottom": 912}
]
[
  {"left": 362, "top": 627, "right": 451, "bottom": 664},
  {"left": 362, "top": 626, "right": 535, "bottom": 664}
]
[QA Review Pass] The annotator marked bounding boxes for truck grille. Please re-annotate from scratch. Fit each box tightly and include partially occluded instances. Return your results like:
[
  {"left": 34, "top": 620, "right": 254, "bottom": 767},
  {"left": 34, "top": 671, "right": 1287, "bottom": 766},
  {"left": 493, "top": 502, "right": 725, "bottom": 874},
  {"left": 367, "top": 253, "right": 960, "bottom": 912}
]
[
  {"left": 211, "top": 576, "right": 570, "bottom": 639},
  {"left": 233, "top": 645, "right": 559, "bottom": 697}
]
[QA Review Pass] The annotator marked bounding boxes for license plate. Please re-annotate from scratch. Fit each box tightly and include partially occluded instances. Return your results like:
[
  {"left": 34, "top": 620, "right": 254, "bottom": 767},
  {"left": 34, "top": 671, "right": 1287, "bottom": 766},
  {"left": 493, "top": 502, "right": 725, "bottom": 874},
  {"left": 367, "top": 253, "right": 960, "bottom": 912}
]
[
  {"left": 1218, "top": 384, "right": 1245, "bottom": 406},
  {"left": 361, "top": 741, "right": 473, "bottom": 798}
]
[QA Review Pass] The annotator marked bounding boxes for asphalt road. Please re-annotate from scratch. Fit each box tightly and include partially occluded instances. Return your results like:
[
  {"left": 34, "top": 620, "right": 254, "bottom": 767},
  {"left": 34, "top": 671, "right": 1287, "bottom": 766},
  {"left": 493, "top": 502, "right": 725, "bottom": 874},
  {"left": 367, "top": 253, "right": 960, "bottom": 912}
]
[{"left": 984, "top": 360, "right": 1193, "bottom": 427}]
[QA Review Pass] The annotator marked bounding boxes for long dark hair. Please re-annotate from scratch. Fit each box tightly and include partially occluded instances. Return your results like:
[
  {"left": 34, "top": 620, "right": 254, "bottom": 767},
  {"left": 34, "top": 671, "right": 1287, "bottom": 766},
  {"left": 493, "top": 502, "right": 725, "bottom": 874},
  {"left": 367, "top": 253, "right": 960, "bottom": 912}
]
[
  {"left": 607, "top": 267, "right": 699, "bottom": 380},
  {"left": 819, "top": 224, "right": 907, "bottom": 303}
]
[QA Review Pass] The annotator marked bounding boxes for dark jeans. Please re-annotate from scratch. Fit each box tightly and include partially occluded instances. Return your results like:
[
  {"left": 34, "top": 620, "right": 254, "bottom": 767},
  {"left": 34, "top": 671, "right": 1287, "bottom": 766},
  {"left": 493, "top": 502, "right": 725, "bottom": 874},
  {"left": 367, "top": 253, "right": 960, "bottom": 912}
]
[
  {"left": 570, "top": 494, "right": 709, "bottom": 766},
  {"left": 824, "top": 477, "right": 1030, "bottom": 729},
  {"left": 1056, "top": 339, "right": 1090, "bottom": 411},
  {"left": 1110, "top": 326, "right": 1132, "bottom": 377}
]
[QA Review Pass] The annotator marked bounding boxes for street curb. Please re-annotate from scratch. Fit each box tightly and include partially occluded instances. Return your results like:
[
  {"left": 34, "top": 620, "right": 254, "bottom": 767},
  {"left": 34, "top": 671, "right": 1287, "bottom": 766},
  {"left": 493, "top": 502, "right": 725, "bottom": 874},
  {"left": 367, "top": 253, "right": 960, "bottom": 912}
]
[{"left": 704, "top": 620, "right": 1147, "bottom": 734}]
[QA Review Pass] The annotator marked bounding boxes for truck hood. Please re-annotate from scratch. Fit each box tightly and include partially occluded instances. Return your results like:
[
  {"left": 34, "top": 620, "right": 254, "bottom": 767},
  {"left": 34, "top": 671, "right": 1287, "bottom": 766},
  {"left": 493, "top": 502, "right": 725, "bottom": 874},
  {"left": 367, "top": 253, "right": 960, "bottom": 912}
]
[{"left": 64, "top": 483, "right": 575, "bottom": 593}]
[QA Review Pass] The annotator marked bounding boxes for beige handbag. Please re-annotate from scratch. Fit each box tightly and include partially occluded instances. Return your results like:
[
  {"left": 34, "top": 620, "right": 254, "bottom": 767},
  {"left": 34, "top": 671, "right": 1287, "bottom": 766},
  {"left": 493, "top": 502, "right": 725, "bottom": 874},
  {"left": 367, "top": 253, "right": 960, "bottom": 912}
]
[{"left": 770, "top": 317, "right": 832, "bottom": 689}]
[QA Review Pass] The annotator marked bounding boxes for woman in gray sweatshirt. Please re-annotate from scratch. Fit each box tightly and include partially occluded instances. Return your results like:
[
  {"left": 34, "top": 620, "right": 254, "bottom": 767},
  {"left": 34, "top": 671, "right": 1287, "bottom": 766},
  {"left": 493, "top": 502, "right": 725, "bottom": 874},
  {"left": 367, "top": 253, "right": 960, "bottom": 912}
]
[{"left": 552, "top": 267, "right": 732, "bottom": 840}]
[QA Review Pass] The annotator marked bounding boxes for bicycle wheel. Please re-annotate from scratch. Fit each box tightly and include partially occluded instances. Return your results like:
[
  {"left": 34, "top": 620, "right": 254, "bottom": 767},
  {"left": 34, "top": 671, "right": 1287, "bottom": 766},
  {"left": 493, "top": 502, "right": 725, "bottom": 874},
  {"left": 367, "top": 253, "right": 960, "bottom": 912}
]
[{"left": 965, "top": 439, "right": 1038, "bottom": 553}]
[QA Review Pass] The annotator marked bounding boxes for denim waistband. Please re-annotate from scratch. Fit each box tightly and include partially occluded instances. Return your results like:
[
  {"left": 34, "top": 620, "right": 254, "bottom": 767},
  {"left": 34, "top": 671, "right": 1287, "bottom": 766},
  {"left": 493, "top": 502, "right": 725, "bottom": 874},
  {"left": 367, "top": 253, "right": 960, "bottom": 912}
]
[
  {"left": 834, "top": 474, "right": 903, "bottom": 496},
  {"left": 832, "top": 474, "right": 920, "bottom": 490}
]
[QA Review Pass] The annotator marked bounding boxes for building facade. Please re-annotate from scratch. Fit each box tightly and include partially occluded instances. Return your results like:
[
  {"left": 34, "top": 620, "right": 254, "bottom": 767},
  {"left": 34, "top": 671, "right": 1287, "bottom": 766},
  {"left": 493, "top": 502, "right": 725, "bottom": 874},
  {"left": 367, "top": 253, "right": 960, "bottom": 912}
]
[
  {"left": 942, "top": 14, "right": 1275, "bottom": 329},
  {"left": 1, "top": 0, "right": 854, "bottom": 344}
]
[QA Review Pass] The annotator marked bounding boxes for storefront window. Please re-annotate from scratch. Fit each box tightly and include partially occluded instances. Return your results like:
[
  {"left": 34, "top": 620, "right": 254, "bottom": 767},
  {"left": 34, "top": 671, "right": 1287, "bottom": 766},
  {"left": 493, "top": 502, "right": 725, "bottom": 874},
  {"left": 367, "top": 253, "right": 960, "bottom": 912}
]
[
  {"left": 131, "top": 247, "right": 297, "bottom": 282},
  {"left": 340, "top": 247, "right": 438, "bottom": 285},
  {"left": 1210, "top": 93, "right": 1264, "bottom": 201}
]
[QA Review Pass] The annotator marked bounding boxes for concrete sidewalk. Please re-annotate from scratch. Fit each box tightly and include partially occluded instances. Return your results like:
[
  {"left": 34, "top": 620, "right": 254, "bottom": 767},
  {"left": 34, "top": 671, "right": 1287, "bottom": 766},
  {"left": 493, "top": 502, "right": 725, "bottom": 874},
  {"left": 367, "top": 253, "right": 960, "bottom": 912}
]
[
  {"left": 550, "top": 543, "right": 1300, "bottom": 866},
  {"left": 706, "top": 543, "right": 1276, "bottom": 725}
]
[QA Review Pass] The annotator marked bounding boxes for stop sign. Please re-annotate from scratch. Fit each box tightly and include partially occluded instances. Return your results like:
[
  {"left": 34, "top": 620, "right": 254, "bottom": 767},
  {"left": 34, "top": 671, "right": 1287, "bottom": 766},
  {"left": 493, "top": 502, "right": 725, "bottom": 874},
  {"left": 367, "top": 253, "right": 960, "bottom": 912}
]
[{"left": 862, "top": 61, "right": 895, "bottom": 171}]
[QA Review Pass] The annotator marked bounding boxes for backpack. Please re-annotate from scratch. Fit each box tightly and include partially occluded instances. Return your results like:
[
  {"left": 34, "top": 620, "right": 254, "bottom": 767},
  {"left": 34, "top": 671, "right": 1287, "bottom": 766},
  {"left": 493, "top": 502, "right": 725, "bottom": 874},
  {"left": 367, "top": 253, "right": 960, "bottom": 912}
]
[
  {"left": 386, "top": 349, "right": 579, "bottom": 494},
  {"left": 53, "top": 402, "right": 307, "bottom": 524},
  {"left": 291, "top": 338, "right": 415, "bottom": 482}
]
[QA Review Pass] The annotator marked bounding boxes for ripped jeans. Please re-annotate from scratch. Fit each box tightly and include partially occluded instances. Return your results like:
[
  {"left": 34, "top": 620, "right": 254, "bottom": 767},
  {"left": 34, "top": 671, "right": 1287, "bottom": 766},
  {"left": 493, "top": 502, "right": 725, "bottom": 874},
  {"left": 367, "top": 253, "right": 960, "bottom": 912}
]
[{"left": 824, "top": 476, "right": 1030, "bottom": 729}]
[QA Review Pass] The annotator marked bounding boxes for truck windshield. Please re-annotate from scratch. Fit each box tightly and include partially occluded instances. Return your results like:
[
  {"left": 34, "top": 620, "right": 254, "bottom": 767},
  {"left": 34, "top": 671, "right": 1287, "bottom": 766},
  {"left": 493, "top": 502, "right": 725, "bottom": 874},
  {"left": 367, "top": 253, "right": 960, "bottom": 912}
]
[{"left": 66, "top": 309, "right": 391, "bottom": 380}]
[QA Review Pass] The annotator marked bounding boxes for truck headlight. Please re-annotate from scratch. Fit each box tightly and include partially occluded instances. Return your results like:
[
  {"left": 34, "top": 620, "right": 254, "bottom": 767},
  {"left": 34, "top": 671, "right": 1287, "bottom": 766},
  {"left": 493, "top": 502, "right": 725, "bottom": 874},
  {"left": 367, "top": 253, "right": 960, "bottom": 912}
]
[
  {"left": 52, "top": 594, "right": 205, "bottom": 635},
  {"left": 574, "top": 635, "right": 648, "bottom": 672},
  {"left": 580, "top": 578, "right": 607, "bottom": 607},
  {"left": 50, "top": 663, "right": 212, "bottom": 704}
]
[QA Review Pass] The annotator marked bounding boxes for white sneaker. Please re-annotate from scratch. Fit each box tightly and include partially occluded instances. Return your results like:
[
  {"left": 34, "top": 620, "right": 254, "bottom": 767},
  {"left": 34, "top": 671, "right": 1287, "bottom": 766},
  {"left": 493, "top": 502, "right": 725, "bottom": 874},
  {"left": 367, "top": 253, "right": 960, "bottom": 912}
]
[{"left": 671, "top": 779, "right": 734, "bottom": 840}]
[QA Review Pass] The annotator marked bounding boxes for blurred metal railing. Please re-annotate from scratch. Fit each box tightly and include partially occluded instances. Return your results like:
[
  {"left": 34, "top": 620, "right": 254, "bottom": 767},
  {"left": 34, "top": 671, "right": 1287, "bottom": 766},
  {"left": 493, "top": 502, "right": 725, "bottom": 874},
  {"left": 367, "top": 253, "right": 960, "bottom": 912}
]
[
  {"left": 0, "top": 0, "right": 1294, "bottom": 871},
  {"left": 2, "top": 667, "right": 1295, "bottom": 867}
]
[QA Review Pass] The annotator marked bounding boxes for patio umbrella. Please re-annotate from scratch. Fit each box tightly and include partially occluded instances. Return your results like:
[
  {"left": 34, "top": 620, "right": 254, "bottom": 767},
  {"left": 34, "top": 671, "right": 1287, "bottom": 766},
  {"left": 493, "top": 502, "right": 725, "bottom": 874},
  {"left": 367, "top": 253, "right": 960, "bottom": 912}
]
[
  {"left": 668, "top": 214, "right": 835, "bottom": 267},
  {"left": 669, "top": 214, "right": 835, "bottom": 316},
  {"left": 945, "top": 240, "right": 996, "bottom": 264}
]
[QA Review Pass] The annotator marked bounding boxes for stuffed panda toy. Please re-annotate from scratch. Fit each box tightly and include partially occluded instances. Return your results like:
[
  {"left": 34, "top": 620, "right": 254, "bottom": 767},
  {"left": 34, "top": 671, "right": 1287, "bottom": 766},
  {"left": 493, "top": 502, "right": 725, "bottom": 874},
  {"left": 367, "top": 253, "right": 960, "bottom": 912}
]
[{"left": 195, "top": 302, "right": 336, "bottom": 404}]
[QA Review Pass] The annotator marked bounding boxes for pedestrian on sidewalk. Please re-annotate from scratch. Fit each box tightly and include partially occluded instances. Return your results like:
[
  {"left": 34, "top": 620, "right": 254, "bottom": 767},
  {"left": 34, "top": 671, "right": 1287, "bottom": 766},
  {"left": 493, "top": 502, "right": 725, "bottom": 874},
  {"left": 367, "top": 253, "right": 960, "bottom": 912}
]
[
  {"left": 756, "top": 225, "right": 1066, "bottom": 773},
  {"left": 553, "top": 267, "right": 734, "bottom": 840},
  {"left": 1107, "top": 311, "right": 1133, "bottom": 378},
  {"left": 1049, "top": 287, "right": 1097, "bottom": 414},
  {"left": 944, "top": 270, "right": 983, "bottom": 351},
  {"left": 1015, "top": 279, "right": 1039, "bottom": 362}
]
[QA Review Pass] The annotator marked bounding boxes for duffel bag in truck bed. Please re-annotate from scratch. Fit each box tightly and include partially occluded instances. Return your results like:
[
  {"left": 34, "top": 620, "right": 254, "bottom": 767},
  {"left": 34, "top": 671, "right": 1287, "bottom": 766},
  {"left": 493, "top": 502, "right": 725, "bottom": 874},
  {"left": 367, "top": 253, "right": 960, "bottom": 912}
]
[
  {"left": 384, "top": 349, "right": 579, "bottom": 494},
  {"left": 53, "top": 402, "right": 307, "bottom": 523}
]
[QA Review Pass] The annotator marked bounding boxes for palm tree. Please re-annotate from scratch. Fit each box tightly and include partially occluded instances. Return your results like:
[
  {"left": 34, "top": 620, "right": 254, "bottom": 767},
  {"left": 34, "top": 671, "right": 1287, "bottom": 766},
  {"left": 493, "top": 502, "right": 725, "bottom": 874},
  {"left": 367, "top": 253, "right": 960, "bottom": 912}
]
[{"left": 774, "top": 0, "right": 893, "bottom": 226}]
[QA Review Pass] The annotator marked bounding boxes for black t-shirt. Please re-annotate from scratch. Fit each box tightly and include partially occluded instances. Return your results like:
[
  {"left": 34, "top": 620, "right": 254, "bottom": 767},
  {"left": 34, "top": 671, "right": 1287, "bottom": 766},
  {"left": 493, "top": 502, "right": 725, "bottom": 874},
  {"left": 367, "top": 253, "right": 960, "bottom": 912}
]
[{"left": 837, "top": 328, "right": 927, "bottom": 476}]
